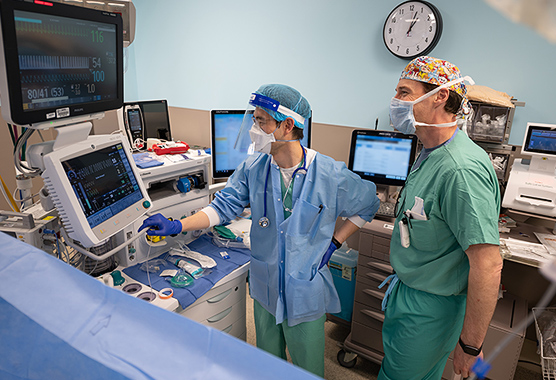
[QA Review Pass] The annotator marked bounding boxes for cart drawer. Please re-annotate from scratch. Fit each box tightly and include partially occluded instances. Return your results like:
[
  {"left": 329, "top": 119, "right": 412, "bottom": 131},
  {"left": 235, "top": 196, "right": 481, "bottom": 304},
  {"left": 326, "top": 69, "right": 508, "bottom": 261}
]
[
  {"left": 351, "top": 321, "right": 384, "bottom": 353},
  {"left": 353, "top": 301, "right": 384, "bottom": 331}
]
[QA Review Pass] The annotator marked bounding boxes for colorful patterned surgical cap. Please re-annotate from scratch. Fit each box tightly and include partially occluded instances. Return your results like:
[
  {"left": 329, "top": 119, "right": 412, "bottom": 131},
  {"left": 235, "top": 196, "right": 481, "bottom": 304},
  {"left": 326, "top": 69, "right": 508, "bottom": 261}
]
[{"left": 400, "top": 56, "right": 469, "bottom": 113}]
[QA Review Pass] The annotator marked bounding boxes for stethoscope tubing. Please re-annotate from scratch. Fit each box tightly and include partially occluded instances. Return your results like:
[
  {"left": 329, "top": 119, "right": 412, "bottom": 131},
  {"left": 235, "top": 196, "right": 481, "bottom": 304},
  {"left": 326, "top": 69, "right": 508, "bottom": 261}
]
[{"left": 259, "top": 143, "right": 307, "bottom": 228}]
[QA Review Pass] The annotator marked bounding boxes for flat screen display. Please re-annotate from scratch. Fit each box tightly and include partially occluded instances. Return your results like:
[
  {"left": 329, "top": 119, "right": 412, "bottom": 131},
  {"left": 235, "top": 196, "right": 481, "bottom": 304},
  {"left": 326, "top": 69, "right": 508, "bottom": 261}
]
[
  {"left": 523, "top": 123, "right": 556, "bottom": 156},
  {"left": 210, "top": 109, "right": 311, "bottom": 179},
  {"left": 62, "top": 143, "right": 142, "bottom": 228},
  {"left": 0, "top": 0, "right": 123, "bottom": 125},
  {"left": 348, "top": 129, "right": 417, "bottom": 187},
  {"left": 125, "top": 100, "right": 172, "bottom": 141}
]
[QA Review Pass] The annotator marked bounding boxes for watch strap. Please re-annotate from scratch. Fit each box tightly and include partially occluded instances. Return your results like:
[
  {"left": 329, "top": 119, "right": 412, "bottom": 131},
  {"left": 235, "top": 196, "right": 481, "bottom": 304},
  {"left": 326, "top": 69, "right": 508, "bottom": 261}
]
[
  {"left": 458, "top": 337, "right": 482, "bottom": 356},
  {"left": 331, "top": 236, "right": 342, "bottom": 249}
]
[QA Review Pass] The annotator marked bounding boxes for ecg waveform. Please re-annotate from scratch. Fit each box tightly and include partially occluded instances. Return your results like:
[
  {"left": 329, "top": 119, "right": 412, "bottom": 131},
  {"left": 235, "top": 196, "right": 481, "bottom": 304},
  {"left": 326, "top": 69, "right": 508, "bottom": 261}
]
[
  {"left": 75, "top": 158, "right": 115, "bottom": 178},
  {"left": 19, "top": 55, "right": 89, "bottom": 70},
  {"left": 16, "top": 21, "right": 89, "bottom": 38}
]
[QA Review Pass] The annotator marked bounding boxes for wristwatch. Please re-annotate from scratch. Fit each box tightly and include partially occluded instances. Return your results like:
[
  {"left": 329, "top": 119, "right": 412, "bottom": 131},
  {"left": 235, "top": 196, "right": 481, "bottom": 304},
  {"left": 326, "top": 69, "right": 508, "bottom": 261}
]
[
  {"left": 331, "top": 236, "right": 342, "bottom": 249},
  {"left": 458, "top": 338, "right": 482, "bottom": 356}
]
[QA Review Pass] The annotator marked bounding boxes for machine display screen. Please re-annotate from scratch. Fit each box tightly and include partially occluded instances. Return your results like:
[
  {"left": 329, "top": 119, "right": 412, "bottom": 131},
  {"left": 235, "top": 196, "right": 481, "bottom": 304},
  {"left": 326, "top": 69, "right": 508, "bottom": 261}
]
[
  {"left": 348, "top": 130, "right": 417, "bottom": 187},
  {"left": 210, "top": 109, "right": 311, "bottom": 179},
  {"left": 62, "top": 143, "right": 142, "bottom": 228},
  {"left": 15, "top": 10, "right": 118, "bottom": 113},
  {"left": 0, "top": 0, "right": 123, "bottom": 125},
  {"left": 523, "top": 125, "right": 556, "bottom": 155}
]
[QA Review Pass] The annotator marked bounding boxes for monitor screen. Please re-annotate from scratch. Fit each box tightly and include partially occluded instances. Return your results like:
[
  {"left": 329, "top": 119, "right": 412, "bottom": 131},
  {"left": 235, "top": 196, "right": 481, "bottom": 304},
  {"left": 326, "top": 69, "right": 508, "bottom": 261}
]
[
  {"left": 62, "top": 143, "right": 143, "bottom": 229},
  {"left": 0, "top": 0, "right": 123, "bottom": 126},
  {"left": 522, "top": 123, "right": 556, "bottom": 157},
  {"left": 348, "top": 129, "right": 418, "bottom": 187},
  {"left": 210, "top": 109, "right": 312, "bottom": 179},
  {"left": 42, "top": 134, "right": 151, "bottom": 247},
  {"left": 125, "top": 100, "right": 171, "bottom": 141}
]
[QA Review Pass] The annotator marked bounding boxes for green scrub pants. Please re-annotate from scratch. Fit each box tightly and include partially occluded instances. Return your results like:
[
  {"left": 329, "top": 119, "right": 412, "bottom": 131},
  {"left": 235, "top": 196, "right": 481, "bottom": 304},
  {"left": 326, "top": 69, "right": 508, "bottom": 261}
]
[
  {"left": 378, "top": 280, "right": 466, "bottom": 380},
  {"left": 253, "top": 300, "right": 326, "bottom": 377}
]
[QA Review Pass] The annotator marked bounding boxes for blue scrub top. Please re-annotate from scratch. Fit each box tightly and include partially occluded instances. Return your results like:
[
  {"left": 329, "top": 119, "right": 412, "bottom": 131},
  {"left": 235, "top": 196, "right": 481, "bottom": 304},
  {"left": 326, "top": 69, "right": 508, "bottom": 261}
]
[{"left": 209, "top": 152, "right": 379, "bottom": 326}]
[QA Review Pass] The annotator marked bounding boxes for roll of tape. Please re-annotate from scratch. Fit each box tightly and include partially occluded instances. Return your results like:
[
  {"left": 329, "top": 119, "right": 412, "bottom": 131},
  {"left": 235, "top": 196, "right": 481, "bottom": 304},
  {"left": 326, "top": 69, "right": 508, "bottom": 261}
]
[{"left": 159, "top": 287, "right": 173, "bottom": 299}]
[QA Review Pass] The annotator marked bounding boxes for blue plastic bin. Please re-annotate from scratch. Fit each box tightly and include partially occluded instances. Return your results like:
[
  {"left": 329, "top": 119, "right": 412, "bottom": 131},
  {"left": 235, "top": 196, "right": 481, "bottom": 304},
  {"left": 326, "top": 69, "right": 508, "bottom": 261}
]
[{"left": 328, "top": 245, "right": 358, "bottom": 323}]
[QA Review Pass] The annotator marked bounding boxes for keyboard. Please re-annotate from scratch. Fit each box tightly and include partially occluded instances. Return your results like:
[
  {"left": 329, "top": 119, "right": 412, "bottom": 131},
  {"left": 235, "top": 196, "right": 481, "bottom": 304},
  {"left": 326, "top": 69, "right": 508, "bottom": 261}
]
[{"left": 376, "top": 201, "right": 395, "bottom": 218}]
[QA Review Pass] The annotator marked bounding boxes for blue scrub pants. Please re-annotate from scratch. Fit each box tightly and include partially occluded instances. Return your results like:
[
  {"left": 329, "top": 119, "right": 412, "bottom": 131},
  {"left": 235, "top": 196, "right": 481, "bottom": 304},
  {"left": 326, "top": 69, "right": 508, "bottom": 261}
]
[
  {"left": 253, "top": 300, "right": 326, "bottom": 377},
  {"left": 378, "top": 280, "right": 466, "bottom": 380}
]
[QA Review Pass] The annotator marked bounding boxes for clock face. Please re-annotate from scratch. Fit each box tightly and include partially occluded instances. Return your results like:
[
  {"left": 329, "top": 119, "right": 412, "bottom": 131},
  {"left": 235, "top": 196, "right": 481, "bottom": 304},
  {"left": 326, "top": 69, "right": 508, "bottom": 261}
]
[{"left": 383, "top": 1, "right": 443, "bottom": 60}]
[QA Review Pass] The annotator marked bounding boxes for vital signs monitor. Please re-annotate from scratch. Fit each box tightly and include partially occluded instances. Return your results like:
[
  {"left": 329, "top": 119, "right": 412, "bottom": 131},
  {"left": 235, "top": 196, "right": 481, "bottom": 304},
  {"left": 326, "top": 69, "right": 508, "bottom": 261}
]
[{"left": 0, "top": 0, "right": 124, "bottom": 127}]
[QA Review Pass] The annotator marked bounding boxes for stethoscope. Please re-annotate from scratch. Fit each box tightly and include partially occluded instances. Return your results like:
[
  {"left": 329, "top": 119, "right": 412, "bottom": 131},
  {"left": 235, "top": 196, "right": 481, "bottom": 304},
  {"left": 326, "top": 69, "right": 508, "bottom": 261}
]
[{"left": 259, "top": 143, "right": 308, "bottom": 228}]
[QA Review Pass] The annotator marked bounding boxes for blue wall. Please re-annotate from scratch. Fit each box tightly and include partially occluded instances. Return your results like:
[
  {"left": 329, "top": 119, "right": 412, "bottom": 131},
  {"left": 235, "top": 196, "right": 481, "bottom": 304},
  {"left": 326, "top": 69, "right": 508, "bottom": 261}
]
[{"left": 125, "top": 0, "right": 556, "bottom": 145}]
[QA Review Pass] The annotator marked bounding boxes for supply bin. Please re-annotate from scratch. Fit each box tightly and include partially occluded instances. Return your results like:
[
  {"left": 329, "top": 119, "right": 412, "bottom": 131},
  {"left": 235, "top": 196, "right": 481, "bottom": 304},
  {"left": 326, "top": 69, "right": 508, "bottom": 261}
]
[{"left": 328, "top": 245, "right": 358, "bottom": 323}]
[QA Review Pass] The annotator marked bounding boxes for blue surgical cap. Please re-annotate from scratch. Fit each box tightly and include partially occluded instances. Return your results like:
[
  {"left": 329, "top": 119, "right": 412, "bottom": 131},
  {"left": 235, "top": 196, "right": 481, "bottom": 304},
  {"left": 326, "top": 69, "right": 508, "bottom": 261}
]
[{"left": 254, "top": 84, "right": 311, "bottom": 129}]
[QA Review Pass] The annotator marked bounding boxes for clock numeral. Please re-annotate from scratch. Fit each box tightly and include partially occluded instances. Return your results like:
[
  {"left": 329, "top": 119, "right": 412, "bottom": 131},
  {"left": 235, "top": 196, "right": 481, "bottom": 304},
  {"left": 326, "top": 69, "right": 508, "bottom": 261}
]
[
  {"left": 406, "top": 48, "right": 410, "bottom": 55},
  {"left": 396, "top": 46, "right": 400, "bottom": 51},
  {"left": 389, "top": 27, "right": 392, "bottom": 34},
  {"left": 429, "top": 25, "right": 433, "bottom": 32},
  {"left": 427, "top": 15, "right": 432, "bottom": 21},
  {"left": 420, "top": 7, "right": 424, "bottom": 13},
  {"left": 390, "top": 38, "right": 393, "bottom": 44},
  {"left": 425, "top": 37, "right": 429, "bottom": 43},
  {"left": 392, "top": 17, "right": 396, "bottom": 23},
  {"left": 398, "top": 8, "right": 404, "bottom": 15},
  {"left": 416, "top": 45, "right": 420, "bottom": 51},
  {"left": 409, "top": 5, "right": 414, "bottom": 11}
]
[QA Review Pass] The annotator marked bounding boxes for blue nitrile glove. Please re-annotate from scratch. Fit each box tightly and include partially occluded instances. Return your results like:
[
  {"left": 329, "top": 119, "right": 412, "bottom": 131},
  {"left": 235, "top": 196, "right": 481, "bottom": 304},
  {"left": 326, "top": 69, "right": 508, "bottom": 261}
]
[
  {"left": 319, "top": 240, "right": 339, "bottom": 269},
  {"left": 138, "top": 213, "right": 182, "bottom": 236}
]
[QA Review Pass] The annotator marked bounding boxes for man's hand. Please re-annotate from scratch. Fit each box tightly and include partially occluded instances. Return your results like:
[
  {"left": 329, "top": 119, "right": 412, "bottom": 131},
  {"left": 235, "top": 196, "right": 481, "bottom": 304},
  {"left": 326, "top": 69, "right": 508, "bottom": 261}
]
[{"left": 453, "top": 343, "right": 482, "bottom": 378}]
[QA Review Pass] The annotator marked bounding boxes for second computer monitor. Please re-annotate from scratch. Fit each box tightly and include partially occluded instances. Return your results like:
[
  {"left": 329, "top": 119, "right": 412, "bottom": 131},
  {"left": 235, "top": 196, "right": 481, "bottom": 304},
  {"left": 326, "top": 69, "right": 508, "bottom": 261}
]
[
  {"left": 348, "top": 129, "right": 418, "bottom": 187},
  {"left": 210, "top": 110, "right": 312, "bottom": 179},
  {"left": 124, "top": 99, "right": 172, "bottom": 141}
]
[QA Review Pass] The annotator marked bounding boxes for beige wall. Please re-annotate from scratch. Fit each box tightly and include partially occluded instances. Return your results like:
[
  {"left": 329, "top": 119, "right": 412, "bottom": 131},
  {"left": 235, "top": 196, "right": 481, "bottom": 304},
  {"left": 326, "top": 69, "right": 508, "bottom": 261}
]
[{"left": 0, "top": 106, "right": 359, "bottom": 212}]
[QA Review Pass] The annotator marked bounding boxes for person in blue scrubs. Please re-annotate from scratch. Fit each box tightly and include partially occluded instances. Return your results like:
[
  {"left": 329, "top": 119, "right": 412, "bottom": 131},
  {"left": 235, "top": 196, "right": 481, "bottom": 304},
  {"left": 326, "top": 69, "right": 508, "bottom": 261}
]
[
  {"left": 140, "top": 84, "right": 379, "bottom": 377},
  {"left": 379, "top": 56, "right": 503, "bottom": 380}
]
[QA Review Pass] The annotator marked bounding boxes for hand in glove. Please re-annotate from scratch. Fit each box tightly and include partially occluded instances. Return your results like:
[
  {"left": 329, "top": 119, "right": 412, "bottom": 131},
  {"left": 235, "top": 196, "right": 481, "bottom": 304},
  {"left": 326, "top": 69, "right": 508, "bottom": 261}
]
[
  {"left": 138, "top": 213, "right": 182, "bottom": 236},
  {"left": 318, "top": 238, "right": 341, "bottom": 269}
]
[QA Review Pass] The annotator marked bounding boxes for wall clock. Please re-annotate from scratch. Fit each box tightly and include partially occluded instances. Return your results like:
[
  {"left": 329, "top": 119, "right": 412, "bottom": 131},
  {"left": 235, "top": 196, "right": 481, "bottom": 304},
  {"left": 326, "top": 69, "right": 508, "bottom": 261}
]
[{"left": 383, "top": 1, "right": 443, "bottom": 60}]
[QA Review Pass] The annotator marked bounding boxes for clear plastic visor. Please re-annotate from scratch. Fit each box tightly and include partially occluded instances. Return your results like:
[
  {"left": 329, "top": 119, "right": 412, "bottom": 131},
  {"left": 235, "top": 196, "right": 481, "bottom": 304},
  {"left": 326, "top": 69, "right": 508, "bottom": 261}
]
[{"left": 233, "top": 93, "right": 306, "bottom": 152}]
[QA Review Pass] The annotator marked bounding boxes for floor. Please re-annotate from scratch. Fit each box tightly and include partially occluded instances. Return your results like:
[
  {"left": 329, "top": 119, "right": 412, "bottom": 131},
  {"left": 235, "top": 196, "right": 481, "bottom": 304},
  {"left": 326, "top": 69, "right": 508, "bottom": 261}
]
[{"left": 243, "top": 288, "right": 544, "bottom": 380}]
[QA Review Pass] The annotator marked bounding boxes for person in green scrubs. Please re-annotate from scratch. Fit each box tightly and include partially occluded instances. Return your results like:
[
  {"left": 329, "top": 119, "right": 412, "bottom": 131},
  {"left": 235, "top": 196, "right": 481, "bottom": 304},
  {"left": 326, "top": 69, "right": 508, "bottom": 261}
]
[{"left": 379, "top": 56, "right": 503, "bottom": 380}]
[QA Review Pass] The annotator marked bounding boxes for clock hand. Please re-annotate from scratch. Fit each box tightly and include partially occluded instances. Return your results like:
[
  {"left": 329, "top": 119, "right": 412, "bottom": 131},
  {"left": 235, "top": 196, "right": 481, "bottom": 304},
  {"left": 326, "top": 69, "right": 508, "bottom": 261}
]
[{"left": 406, "top": 12, "right": 418, "bottom": 36}]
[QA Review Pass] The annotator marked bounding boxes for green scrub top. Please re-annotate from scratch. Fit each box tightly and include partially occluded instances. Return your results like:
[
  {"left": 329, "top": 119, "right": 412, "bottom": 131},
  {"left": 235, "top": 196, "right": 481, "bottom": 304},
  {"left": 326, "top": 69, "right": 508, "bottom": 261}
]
[{"left": 390, "top": 131, "right": 500, "bottom": 296}]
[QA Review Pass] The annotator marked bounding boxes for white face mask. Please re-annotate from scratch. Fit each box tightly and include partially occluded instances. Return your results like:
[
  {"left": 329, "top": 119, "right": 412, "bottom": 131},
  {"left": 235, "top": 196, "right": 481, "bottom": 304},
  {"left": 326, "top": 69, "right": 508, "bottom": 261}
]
[
  {"left": 389, "top": 76, "right": 474, "bottom": 135},
  {"left": 248, "top": 123, "right": 277, "bottom": 154}
]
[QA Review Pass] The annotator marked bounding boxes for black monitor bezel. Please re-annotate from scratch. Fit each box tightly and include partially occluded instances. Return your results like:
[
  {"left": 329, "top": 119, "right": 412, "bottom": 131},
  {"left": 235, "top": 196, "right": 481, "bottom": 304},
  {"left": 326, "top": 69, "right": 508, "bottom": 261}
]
[
  {"left": 522, "top": 123, "right": 556, "bottom": 157},
  {"left": 348, "top": 129, "right": 418, "bottom": 187},
  {"left": 210, "top": 109, "right": 312, "bottom": 179},
  {"left": 210, "top": 109, "right": 247, "bottom": 179},
  {"left": 0, "top": 0, "right": 124, "bottom": 126},
  {"left": 124, "top": 99, "right": 172, "bottom": 141}
]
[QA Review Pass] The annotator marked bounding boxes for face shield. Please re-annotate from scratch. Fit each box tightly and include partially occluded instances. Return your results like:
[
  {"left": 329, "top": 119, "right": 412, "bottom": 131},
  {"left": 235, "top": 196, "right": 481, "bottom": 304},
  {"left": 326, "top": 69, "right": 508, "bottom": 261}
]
[{"left": 233, "top": 93, "right": 307, "bottom": 154}]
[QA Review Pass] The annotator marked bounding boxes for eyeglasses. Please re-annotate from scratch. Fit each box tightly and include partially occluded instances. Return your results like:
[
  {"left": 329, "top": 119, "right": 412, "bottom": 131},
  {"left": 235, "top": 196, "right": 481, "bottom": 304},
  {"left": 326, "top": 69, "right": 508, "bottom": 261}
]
[{"left": 252, "top": 115, "right": 276, "bottom": 129}]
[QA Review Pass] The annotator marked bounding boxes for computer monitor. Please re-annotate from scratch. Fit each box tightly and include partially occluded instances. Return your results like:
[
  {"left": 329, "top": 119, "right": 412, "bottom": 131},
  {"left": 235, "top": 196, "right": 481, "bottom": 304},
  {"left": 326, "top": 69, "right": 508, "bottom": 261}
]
[
  {"left": 42, "top": 134, "right": 151, "bottom": 248},
  {"left": 0, "top": 0, "right": 123, "bottom": 127},
  {"left": 348, "top": 129, "right": 418, "bottom": 187},
  {"left": 210, "top": 109, "right": 312, "bottom": 179},
  {"left": 124, "top": 99, "right": 172, "bottom": 141}
]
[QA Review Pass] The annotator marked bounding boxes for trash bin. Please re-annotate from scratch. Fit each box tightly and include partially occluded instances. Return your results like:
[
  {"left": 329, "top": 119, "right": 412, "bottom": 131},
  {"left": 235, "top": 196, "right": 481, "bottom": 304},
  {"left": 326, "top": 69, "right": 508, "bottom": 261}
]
[{"left": 328, "top": 244, "right": 358, "bottom": 323}]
